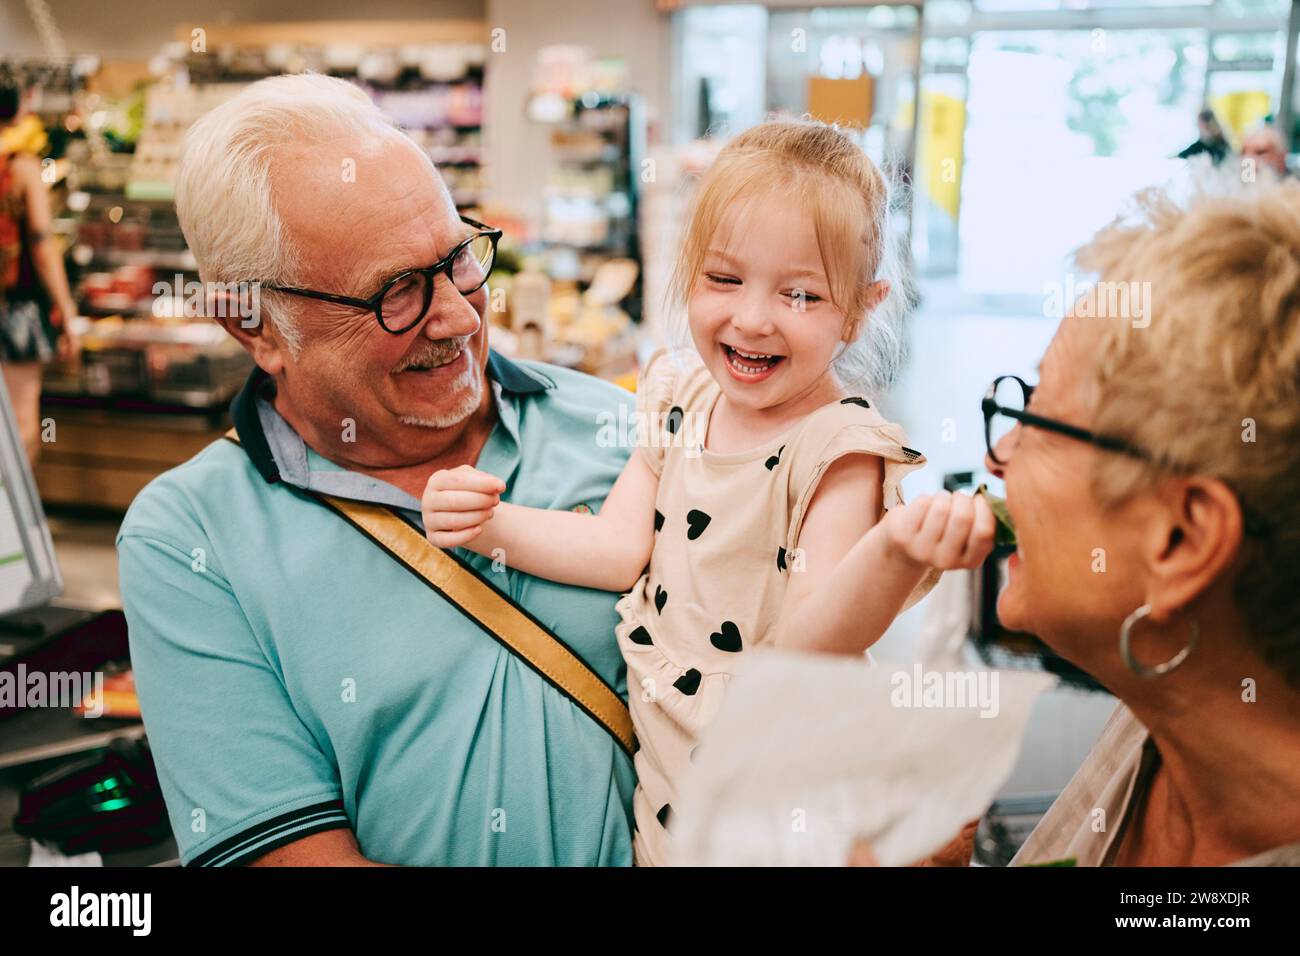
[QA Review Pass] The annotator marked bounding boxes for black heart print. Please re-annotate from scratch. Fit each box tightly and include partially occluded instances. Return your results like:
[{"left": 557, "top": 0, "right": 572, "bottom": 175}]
[
  {"left": 654, "top": 585, "right": 667, "bottom": 614},
  {"left": 628, "top": 625, "right": 652, "bottom": 645},
  {"left": 777, "top": 546, "right": 787, "bottom": 572},
  {"left": 674, "top": 668, "right": 702, "bottom": 695},
  {"left": 709, "top": 621, "right": 742, "bottom": 652},
  {"left": 657, "top": 804, "right": 672, "bottom": 828},
  {"left": 840, "top": 396, "right": 871, "bottom": 409},
  {"left": 654, "top": 509, "right": 664, "bottom": 532},
  {"left": 686, "top": 509, "right": 711, "bottom": 540},
  {"left": 765, "top": 444, "right": 785, "bottom": 471},
  {"left": 666, "top": 406, "right": 684, "bottom": 434}
]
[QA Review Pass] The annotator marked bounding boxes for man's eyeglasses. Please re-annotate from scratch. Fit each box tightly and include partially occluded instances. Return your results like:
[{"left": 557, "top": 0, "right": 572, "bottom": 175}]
[
  {"left": 982, "top": 374, "right": 1272, "bottom": 538},
  {"left": 258, "top": 215, "right": 502, "bottom": 334}
]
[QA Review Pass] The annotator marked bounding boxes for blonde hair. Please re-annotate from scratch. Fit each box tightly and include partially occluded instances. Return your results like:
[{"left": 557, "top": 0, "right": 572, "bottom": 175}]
[
  {"left": 1076, "top": 181, "right": 1300, "bottom": 682},
  {"left": 668, "top": 120, "right": 911, "bottom": 397},
  {"left": 175, "top": 73, "right": 402, "bottom": 355}
]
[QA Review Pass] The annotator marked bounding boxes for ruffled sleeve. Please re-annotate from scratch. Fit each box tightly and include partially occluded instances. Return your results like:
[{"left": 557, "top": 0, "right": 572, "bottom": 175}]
[
  {"left": 633, "top": 348, "right": 695, "bottom": 477},
  {"left": 784, "top": 398, "right": 940, "bottom": 611}
]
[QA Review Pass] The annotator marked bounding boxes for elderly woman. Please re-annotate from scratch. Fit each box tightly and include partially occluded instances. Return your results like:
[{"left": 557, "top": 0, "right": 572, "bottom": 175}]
[{"left": 986, "top": 182, "right": 1300, "bottom": 866}]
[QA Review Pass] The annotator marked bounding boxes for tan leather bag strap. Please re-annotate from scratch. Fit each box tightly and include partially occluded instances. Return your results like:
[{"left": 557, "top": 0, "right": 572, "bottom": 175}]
[{"left": 223, "top": 428, "right": 635, "bottom": 758}]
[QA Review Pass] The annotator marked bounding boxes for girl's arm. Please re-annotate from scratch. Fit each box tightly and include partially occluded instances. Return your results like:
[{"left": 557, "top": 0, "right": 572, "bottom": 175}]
[
  {"left": 773, "top": 455, "right": 994, "bottom": 655},
  {"left": 422, "top": 450, "right": 660, "bottom": 592}
]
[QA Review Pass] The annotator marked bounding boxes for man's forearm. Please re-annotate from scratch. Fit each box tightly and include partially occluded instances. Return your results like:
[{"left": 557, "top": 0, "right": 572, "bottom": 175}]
[{"left": 247, "top": 829, "right": 394, "bottom": 866}]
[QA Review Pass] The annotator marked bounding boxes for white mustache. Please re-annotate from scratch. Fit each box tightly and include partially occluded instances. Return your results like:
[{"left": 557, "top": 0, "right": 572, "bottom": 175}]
[{"left": 395, "top": 336, "right": 470, "bottom": 372}]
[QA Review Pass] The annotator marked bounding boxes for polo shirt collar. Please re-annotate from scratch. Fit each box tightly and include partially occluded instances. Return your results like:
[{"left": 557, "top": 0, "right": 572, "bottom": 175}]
[{"left": 227, "top": 349, "right": 552, "bottom": 485}]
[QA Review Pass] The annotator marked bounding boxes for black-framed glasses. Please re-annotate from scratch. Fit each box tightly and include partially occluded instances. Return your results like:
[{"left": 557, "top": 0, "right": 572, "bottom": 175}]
[
  {"left": 982, "top": 375, "right": 1145, "bottom": 466},
  {"left": 258, "top": 215, "right": 502, "bottom": 334},
  {"left": 982, "top": 374, "right": 1272, "bottom": 538}
]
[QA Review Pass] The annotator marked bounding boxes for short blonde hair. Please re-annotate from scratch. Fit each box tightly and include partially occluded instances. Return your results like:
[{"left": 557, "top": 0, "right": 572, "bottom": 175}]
[
  {"left": 1077, "top": 182, "right": 1300, "bottom": 681},
  {"left": 669, "top": 120, "right": 910, "bottom": 396},
  {"left": 175, "top": 73, "right": 399, "bottom": 355}
]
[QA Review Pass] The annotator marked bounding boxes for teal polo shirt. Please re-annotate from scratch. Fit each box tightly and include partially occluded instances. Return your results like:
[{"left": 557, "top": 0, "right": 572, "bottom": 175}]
[{"left": 116, "top": 351, "right": 636, "bottom": 866}]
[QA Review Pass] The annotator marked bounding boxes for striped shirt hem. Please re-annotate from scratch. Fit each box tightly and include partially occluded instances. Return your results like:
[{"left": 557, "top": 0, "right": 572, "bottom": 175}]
[{"left": 188, "top": 799, "right": 351, "bottom": 867}]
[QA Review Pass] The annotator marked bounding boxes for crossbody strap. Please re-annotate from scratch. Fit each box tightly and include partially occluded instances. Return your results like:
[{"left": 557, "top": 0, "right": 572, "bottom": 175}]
[{"left": 222, "top": 429, "right": 636, "bottom": 757}]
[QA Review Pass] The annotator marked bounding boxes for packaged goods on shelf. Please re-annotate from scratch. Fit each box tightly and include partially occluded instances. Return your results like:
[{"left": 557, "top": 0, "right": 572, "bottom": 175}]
[
  {"left": 127, "top": 84, "right": 246, "bottom": 199},
  {"left": 51, "top": 318, "right": 253, "bottom": 407}
]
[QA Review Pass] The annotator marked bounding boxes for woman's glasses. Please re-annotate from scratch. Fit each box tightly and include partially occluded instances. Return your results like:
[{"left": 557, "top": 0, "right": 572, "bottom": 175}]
[
  {"left": 982, "top": 374, "right": 1272, "bottom": 538},
  {"left": 258, "top": 215, "right": 502, "bottom": 334},
  {"left": 982, "top": 375, "right": 1145, "bottom": 466}
]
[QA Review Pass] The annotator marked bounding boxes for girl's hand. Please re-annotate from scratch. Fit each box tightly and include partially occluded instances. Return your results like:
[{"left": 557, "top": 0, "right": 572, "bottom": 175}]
[
  {"left": 880, "top": 490, "right": 996, "bottom": 570},
  {"left": 422, "top": 465, "right": 506, "bottom": 549}
]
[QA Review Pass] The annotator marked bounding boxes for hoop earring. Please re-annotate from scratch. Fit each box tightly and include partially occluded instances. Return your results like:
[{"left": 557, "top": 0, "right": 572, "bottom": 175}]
[{"left": 1119, "top": 603, "right": 1199, "bottom": 678}]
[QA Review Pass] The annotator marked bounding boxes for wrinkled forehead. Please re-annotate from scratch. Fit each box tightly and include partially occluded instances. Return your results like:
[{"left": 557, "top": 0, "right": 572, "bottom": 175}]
[{"left": 271, "top": 128, "right": 459, "bottom": 286}]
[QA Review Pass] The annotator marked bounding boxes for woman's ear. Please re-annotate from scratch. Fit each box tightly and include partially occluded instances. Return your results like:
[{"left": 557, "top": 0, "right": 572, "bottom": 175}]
[{"left": 1142, "top": 476, "right": 1244, "bottom": 624}]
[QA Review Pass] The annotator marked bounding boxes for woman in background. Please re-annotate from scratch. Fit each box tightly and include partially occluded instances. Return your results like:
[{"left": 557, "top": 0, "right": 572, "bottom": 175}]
[{"left": 0, "top": 78, "right": 79, "bottom": 468}]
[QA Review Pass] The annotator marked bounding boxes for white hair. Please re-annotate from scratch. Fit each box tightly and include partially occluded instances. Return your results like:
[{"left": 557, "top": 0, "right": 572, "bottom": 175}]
[{"left": 174, "top": 73, "right": 400, "bottom": 355}]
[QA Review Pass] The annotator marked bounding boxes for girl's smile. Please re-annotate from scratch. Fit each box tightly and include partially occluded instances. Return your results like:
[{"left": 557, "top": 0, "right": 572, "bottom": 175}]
[{"left": 719, "top": 342, "right": 786, "bottom": 382}]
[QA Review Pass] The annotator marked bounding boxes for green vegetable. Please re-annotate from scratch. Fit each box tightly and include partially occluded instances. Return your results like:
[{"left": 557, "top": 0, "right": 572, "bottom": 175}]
[{"left": 976, "top": 483, "right": 1017, "bottom": 548}]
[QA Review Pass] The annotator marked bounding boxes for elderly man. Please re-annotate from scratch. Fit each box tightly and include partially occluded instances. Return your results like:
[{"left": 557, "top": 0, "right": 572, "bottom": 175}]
[
  {"left": 116, "top": 74, "right": 636, "bottom": 866},
  {"left": 1241, "top": 124, "right": 1290, "bottom": 179}
]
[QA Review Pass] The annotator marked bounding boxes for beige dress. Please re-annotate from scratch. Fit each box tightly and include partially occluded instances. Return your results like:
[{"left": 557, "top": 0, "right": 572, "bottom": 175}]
[
  {"left": 1012, "top": 702, "right": 1300, "bottom": 866},
  {"left": 617, "top": 348, "right": 936, "bottom": 866}
]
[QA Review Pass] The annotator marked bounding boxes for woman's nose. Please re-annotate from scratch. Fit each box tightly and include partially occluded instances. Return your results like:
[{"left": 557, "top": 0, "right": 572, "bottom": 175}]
[
  {"left": 985, "top": 429, "right": 1014, "bottom": 478},
  {"left": 984, "top": 449, "right": 1005, "bottom": 479}
]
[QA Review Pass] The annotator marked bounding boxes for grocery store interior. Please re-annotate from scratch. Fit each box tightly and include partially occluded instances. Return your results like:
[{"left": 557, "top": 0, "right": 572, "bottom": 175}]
[{"left": 1, "top": 0, "right": 1297, "bottom": 866}]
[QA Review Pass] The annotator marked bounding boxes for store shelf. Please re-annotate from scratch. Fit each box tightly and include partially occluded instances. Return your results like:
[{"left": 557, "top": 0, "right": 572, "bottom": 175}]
[
  {"left": 0, "top": 708, "right": 145, "bottom": 772},
  {"left": 35, "top": 401, "right": 231, "bottom": 511}
]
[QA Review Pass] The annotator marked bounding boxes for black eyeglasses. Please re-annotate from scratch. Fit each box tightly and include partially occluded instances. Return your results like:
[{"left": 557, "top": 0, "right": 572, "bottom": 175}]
[
  {"left": 983, "top": 374, "right": 1272, "bottom": 538},
  {"left": 982, "top": 375, "right": 1145, "bottom": 466},
  {"left": 257, "top": 215, "right": 502, "bottom": 334}
]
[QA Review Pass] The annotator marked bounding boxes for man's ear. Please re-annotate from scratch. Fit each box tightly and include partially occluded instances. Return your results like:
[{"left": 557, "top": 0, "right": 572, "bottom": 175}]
[
  {"left": 211, "top": 291, "right": 288, "bottom": 376},
  {"left": 1142, "top": 476, "right": 1244, "bottom": 624}
]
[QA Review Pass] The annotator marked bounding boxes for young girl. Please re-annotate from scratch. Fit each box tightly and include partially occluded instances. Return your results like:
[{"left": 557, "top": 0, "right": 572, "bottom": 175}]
[{"left": 423, "top": 121, "right": 995, "bottom": 866}]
